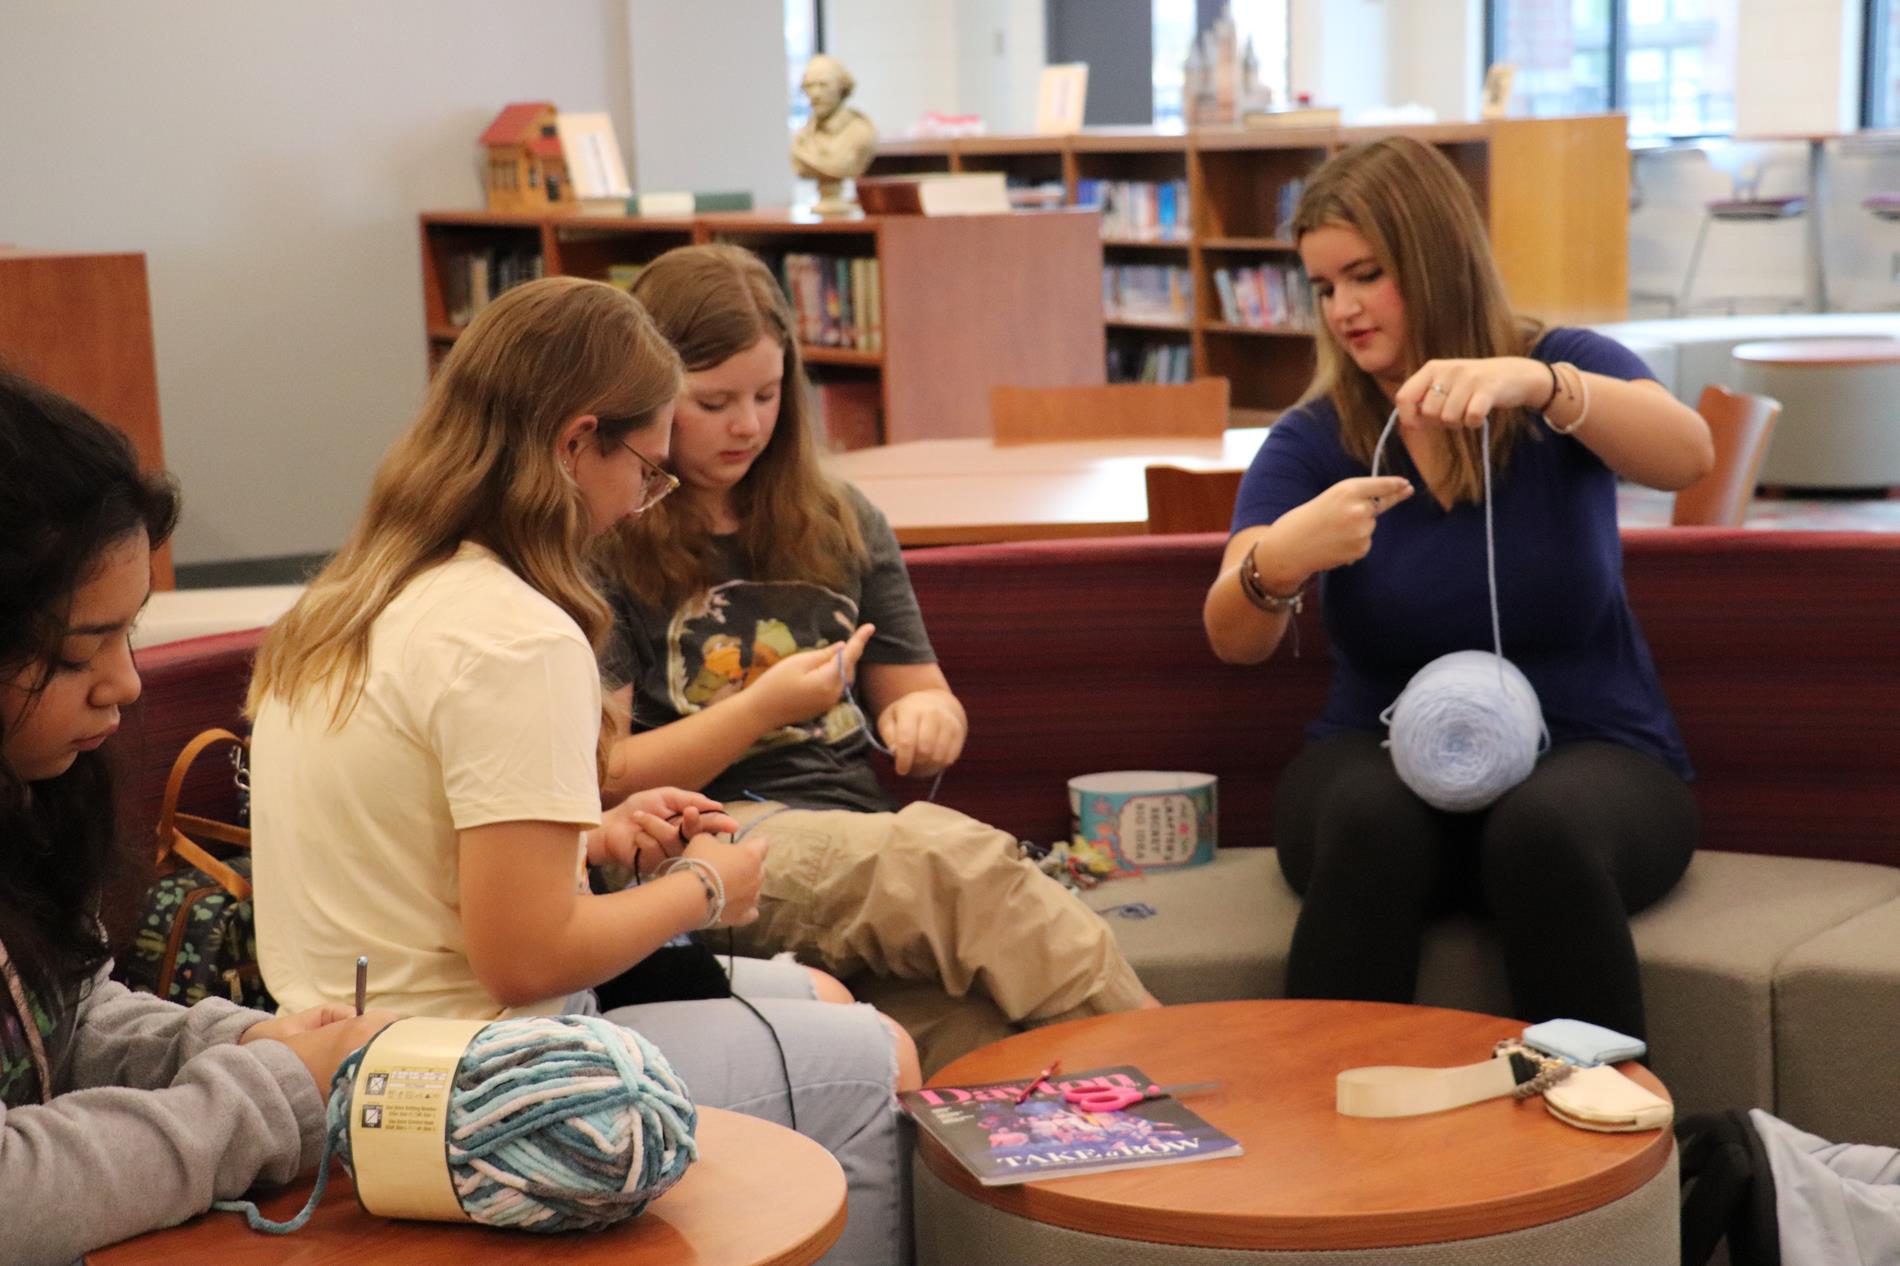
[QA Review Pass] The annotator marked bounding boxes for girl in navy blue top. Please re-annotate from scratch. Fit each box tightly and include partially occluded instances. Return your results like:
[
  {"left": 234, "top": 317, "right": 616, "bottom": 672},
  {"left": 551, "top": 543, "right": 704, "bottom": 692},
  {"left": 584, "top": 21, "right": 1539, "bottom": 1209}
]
[{"left": 1204, "top": 137, "right": 1714, "bottom": 1042}]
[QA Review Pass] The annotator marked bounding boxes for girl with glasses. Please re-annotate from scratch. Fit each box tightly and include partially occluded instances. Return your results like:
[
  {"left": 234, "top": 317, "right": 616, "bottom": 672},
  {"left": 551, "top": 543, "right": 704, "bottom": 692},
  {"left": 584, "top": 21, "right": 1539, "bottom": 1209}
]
[
  {"left": 594, "top": 244, "right": 1158, "bottom": 1073},
  {"left": 246, "top": 277, "right": 917, "bottom": 1266},
  {"left": 0, "top": 370, "right": 392, "bottom": 1264}
]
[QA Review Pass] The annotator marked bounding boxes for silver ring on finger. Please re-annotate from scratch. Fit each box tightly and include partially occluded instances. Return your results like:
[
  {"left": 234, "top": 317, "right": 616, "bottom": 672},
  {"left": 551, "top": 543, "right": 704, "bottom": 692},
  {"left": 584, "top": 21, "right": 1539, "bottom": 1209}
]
[{"left": 1431, "top": 382, "right": 1449, "bottom": 396}]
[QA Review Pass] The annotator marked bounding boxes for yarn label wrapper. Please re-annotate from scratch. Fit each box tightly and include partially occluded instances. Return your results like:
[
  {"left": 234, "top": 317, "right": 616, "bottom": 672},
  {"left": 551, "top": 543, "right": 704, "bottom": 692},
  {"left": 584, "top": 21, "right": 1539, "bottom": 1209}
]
[
  {"left": 348, "top": 1016, "right": 489, "bottom": 1223},
  {"left": 1069, "top": 771, "right": 1218, "bottom": 870}
]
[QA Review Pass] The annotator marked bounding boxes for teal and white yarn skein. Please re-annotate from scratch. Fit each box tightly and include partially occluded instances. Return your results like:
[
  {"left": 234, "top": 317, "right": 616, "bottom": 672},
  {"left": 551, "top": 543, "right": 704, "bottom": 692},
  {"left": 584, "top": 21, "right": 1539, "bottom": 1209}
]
[
  {"left": 218, "top": 1014, "right": 698, "bottom": 1235},
  {"left": 1370, "top": 407, "right": 1548, "bottom": 813}
]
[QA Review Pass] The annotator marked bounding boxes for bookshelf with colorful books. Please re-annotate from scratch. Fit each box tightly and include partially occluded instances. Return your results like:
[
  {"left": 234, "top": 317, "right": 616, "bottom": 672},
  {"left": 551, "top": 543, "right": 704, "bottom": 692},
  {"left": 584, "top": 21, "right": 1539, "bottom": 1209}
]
[
  {"left": 418, "top": 208, "right": 1104, "bottom": 447},
  {"left": 871, "top": 115, "right": 1628, "bottom": 424}
]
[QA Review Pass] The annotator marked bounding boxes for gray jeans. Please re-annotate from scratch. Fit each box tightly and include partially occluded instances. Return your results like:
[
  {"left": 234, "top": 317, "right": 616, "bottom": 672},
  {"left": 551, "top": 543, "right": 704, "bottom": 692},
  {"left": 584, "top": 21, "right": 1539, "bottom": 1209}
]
[{"left": 575, "top": 955, "right": 911, "bottom": 1266}]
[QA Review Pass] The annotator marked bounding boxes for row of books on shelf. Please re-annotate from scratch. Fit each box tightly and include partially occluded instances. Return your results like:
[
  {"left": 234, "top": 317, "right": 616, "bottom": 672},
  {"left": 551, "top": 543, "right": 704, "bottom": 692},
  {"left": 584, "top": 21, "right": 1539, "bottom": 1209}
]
[
  {"left": 1107, "top": 339, "right": 1194, "bottom": 385},
  {"left": 1272, "top": 178, "right": 1307, "bottom": 240},
  {"left": 1103, "top": 264, "right": 1193, "bottom": 325},
  {"left": 1077, "top": 178, "right": 1191, "bottom": 242},
  {"left": 803, "top": 376, "right": 882, "bottom": 452},
  {"left": 780, "top": 253, "right": 883, "bottom": 353},
  {"left": 1211, "top": 263, "right": 1315, "bottom": 330},
  {"left": 441, "top": 250, "right": 545, "bottom": 326}
]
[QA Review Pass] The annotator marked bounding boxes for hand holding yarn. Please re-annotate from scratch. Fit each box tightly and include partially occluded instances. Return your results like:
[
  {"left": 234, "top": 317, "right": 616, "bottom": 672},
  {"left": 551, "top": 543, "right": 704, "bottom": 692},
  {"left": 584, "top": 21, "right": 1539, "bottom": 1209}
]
[
  {"left": 1394, "top": 357, "right": 1550, "bottom": 431},
  {"left": 267, "top": 1009, "right": 401, "bottom": 1103},
  {"left": 682, "top": 832, "right": 769, "bottom": 927},
  {"left": 590, "top": 789, "right": 738, "bottom": 872},
  {"left": 876, "top": 689, "right": 966, "bottom": 777},
  {"left": 745, "top": 623, "right": 876, "bottom": 729},
  {"left": 1271, "top": 474, "right": 1416, "bottom": 576}
]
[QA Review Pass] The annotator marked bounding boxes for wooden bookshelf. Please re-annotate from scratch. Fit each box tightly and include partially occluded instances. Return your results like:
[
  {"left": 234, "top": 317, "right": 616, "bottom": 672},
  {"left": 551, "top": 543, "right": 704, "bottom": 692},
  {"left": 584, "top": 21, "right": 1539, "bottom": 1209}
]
[
  {"left": 418, "top": 209, "right": 1104, "bottom": 444},
  {"left": 870, "top": 115, "right": 1630, "bottom": 420}
]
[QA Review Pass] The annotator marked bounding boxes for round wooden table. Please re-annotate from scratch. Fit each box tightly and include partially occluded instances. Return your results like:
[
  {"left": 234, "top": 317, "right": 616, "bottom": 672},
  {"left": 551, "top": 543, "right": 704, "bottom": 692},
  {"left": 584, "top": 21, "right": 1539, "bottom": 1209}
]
[
  {"left": 913, "top": 1000, "right": 1676, "bottom": 1264},
  {"left": 1733, "top": 337, "right": 1900, "bottom": 489},
  {"left": 87, "top": 1106, "right": 846, "bottom": 1266}
]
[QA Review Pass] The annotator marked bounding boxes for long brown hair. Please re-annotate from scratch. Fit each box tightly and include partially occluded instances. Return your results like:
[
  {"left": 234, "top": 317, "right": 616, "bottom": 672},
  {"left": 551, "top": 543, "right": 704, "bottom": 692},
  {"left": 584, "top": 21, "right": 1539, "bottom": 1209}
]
[
  {"left": 1291, "top": 136, "right": 1542, "bottom": 505},
  {"left": 248, "top": 276, "right": 682, "bottom": 724},
  {"left": 602, "top": 243, "right": 865, "bottom": 611}
]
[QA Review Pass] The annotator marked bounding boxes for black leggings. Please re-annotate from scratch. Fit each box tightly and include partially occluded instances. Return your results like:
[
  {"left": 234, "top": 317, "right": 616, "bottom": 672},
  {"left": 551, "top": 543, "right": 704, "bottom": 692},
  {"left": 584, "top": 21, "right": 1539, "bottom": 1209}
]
[{"left": 1273, "top": 731, "right": 1698, "bottom": 1041}]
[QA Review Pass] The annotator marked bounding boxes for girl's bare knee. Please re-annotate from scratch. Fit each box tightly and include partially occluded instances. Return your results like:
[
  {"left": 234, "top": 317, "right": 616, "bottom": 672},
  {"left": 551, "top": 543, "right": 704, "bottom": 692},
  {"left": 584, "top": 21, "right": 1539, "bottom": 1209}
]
[
  {"left": 880, "top": 1014, "right": 923, "bottom": 1091},
  {"left": 806, "top": 967, "right": 855, "bottom": 1005}
]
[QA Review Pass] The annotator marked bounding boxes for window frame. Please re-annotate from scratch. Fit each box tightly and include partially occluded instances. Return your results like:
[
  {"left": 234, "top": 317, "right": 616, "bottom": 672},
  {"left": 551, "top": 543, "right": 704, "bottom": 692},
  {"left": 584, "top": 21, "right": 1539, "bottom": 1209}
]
[
  {"left": 1864, "top": 0, "right": 1892, "bottom": 129},
  {"left": 1484, "top": 0, "right": 1741, "bottom": 142}
]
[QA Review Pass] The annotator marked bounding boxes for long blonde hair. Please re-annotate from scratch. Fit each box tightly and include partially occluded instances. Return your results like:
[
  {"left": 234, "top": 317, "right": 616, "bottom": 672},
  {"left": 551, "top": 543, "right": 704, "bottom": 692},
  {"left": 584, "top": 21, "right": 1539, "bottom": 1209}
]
[
  {"left": 1291, "top": 136, "right": 1542, "bottom": 505},
  {"left": 248, "top": 276, "right": 682, "bottom": 724},
  {"left": 600, "top": 243, "right": 865, "bottom": 611}
]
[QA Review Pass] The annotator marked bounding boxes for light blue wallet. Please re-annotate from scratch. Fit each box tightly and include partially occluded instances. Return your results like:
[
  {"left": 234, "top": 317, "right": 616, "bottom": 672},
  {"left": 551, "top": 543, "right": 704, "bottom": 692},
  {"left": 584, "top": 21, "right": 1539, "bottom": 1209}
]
[{"left": 1520, "top": 1018, "right": 1646, "bottom": 1067}]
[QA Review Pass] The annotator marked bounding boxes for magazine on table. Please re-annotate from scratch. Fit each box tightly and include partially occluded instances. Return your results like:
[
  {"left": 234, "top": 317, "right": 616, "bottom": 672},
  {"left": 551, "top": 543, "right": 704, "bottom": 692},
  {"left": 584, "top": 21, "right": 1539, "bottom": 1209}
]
[{"left": 899, "top": 1064, "right": 1242, "bottom": 1186}]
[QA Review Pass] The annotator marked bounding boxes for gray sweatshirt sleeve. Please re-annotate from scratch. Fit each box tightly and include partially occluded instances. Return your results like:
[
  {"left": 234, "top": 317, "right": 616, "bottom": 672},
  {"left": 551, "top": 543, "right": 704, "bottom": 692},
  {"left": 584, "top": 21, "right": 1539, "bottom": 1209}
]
[{"left": 2, "top": 973, "right": 326, "bottom": 1266}]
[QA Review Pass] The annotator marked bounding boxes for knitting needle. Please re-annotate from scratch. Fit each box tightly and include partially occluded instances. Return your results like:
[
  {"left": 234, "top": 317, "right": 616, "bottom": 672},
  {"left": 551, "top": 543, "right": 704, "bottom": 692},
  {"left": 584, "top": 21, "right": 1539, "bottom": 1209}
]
[{"left": 354, "top": 955, "right": 368, "bottom": 1017}]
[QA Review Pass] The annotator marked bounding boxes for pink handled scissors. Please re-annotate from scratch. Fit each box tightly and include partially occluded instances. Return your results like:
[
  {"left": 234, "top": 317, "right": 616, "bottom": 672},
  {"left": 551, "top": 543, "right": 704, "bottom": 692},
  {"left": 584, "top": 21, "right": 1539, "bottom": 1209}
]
[{"left": 1062, "top": 1079, "right": 1221, "bottom": 1112}]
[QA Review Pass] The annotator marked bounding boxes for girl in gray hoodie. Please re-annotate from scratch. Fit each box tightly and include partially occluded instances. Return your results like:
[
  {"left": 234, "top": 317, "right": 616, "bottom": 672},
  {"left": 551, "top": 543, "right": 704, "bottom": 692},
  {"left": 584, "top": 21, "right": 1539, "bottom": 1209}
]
[{"left": 0, "top": 370, "right": 391, "bottom": 1265}]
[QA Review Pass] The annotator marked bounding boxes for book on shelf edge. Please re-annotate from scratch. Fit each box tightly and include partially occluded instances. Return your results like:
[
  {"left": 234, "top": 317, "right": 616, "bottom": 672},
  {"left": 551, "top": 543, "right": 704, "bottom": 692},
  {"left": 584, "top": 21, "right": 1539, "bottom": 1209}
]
[{"left": 900, "top": 1064, "right": 1241, "bottom": 1186}]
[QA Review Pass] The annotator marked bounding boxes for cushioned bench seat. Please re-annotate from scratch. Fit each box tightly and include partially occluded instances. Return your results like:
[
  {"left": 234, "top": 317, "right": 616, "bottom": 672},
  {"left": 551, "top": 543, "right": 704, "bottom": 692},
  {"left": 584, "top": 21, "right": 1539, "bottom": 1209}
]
[
  {"left": 1092, "top": 848, "right": 1900, "bottom": 1134},
  {"left": 1772, "top": 896, "right": 1900, "bottom": 1146}
]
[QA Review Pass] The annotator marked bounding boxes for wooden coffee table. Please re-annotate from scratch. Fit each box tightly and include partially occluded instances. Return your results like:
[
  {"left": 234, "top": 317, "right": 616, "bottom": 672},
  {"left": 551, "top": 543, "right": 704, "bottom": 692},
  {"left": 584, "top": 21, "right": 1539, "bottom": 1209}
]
[
  {"left": 87, "top": 1106, "right": 845, "bottom": 1266},
  {"left": 914, "top": 999, "right": 1675, "bottom": 1261}
]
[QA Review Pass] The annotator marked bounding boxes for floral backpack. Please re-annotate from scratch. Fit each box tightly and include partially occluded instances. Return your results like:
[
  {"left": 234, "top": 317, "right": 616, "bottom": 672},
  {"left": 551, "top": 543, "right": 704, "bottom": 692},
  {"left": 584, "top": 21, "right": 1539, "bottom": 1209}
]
[{"left": 118, "top": 728, "right": 274, "bottom": 1010}]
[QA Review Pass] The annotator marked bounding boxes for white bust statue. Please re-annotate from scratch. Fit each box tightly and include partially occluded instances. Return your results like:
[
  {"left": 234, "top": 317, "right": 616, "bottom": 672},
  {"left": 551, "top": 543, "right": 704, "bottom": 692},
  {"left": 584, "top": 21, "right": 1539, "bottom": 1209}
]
[{"left": 791, "top": 53, "right": 877, "bottom": 214}]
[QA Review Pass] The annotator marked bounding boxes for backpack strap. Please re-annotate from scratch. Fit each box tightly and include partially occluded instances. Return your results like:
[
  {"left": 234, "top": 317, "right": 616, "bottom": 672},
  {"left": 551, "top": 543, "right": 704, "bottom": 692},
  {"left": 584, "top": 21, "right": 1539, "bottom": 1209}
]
[{"left": 155, "top": 728, "right": 253, "bottom": 901}]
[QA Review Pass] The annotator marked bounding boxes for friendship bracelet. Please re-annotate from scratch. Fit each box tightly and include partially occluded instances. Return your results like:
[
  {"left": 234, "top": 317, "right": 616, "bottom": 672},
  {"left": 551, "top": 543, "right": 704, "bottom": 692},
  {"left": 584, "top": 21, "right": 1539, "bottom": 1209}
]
[
  {"left": 1537, "top": 359, "right": 1561, "bottom": 412},
  {"left": 657, "top": 856, "right": 726, "bottom": 929},
  {"left": 1543, "top": 362, "right": 1591, "bottom": 436}
]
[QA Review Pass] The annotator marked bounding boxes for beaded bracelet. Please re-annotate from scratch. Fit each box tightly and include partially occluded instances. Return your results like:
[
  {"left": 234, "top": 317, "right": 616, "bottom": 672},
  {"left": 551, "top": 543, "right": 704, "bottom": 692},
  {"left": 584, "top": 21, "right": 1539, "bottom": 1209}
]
[
  {"left": 657, "top": 856, "right": 726, "bottom": 929},
  {"left": 1493, "top": 1039, "right": 1576, "bottom": 1099}
]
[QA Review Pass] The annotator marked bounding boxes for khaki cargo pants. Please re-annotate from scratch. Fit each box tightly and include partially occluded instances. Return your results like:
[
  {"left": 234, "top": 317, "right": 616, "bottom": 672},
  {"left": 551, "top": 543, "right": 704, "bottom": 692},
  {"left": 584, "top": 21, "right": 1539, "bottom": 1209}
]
[{"left": 723, "top": 799, "right": 1149, "bottom": 1025}]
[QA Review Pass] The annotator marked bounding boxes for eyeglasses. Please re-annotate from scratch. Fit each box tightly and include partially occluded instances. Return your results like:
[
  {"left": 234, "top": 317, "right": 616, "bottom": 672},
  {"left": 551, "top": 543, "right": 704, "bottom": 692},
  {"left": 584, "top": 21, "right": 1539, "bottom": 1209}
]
[{"left": 621, "top": 440, "right": 680, "bottom": 514}]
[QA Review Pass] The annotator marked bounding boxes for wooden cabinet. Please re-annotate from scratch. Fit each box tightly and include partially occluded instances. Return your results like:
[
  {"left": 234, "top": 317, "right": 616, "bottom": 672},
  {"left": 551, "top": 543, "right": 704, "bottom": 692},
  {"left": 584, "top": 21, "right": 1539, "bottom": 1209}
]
[
  {"left": 418, "top": 209, "right": 1105, "bottom": 444},
  {"left": 0, "top": 251, "right": 173, "bottom": 586},
  {"left": 869, "top": 115, "right": 1630, "bottom": 424}
]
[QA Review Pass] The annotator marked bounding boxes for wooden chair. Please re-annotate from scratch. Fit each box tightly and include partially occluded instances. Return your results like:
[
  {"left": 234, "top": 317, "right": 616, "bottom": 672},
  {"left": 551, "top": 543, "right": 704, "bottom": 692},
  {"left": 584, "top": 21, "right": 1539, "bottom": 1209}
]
[
  {"left": 1144, "top": 464, "right": 1245, "bottom": 534},
  {"left": 1671, "top": 384, "right": 1781, "bottom": 527},
  {"left": 991, "top": 378, "right": 1230, "bottom": 445}
]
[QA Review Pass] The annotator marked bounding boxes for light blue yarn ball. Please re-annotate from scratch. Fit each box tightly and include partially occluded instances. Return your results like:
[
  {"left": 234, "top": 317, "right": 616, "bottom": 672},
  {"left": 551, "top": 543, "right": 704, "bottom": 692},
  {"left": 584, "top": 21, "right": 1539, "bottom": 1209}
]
[
  {"left": 1384, "top": 650, "right": 1546, "bottom": 813},
  {"left": 336, "top": 1014, "right": 700, "bottom": 1233}
]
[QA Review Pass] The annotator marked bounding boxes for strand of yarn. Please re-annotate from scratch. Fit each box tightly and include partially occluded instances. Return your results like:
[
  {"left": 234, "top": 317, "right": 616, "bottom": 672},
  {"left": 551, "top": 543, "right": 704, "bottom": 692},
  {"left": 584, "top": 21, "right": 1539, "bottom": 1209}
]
[
  {"left": 833, "top": 643, "right": 946, "bottom": 802},
  {"left": 216, "top": 1015, "right": 697, "bottom": 1235},
  {"left": 1370, "top": 408, "right": 1547, "bottom": 812}
]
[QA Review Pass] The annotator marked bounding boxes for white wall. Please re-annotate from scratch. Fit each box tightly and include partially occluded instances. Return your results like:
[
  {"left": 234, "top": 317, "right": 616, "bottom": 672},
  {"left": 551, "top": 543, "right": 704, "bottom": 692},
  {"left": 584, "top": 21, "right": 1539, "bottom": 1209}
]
[
  {"left": 0, "top": 1, "right": 632, "bottom": 567},
  {"left": 825, "top": 0, "right": 960, "bottom": 135},
  {"left": 628, "top": 0, "right": 789, "bottom": 203},
  {"left": 955, "top": 0, "right": 1048, "bottom": 135},
  {"left": 1735, "top": 0, "right": 1862, "bottom": 136}
]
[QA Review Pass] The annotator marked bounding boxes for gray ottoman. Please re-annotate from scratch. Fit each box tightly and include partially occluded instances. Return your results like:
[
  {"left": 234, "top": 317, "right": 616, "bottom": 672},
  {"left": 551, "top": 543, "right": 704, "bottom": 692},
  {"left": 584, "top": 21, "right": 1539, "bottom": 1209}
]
[
  {"left": 1094, "top": 849, "right": 1900, "bottom": 1122},
  {"left": 915, "top": 1136, "right": 1679, "bottom": 1266},
  {"left": 1773, "top": 895, "right": 1900, "bottom": 1148}
]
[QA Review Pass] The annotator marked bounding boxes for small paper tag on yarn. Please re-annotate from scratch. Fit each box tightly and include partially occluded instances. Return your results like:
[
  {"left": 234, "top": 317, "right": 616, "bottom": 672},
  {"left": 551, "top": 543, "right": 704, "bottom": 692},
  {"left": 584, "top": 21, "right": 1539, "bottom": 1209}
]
[{"left": 349, "top": 1016, "right": 489, "bottom": 1222}]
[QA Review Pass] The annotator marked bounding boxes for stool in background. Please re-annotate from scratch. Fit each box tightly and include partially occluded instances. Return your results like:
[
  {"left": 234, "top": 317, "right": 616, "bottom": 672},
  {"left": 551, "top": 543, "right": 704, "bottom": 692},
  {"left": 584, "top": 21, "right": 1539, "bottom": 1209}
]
[{"left": 1678, "top": 188, "right": 1811, "bottom": 316}]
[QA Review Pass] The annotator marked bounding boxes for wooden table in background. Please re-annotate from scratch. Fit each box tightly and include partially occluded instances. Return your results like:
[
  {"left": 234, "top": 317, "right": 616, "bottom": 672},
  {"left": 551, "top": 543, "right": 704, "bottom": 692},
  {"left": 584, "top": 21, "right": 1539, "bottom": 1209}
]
[
  {"left": 87, "top": 1106, "right": 846, "bottom": 1266},
  {"left": 918, "top": 999, "right": 1673, "bottom": 1253},
  {"left": 824, "top": 429, "right": 1269, "bottom": 545}
]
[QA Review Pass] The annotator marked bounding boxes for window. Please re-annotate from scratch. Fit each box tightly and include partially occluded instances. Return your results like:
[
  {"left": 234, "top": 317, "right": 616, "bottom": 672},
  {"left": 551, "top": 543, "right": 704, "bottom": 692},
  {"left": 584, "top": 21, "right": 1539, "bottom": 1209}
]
[
  {"left": 1488, "top": 0, "right": 1736, "bottom": 139},
  {"left": 786, "top": 0, "right": 820, "bottom": 131},
  {"left": 1869, "top": 0, "right": 1900, "bottom": 128},
  {"left": 1156, "top": 0, "right": 1293, "bottom": 125}
]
